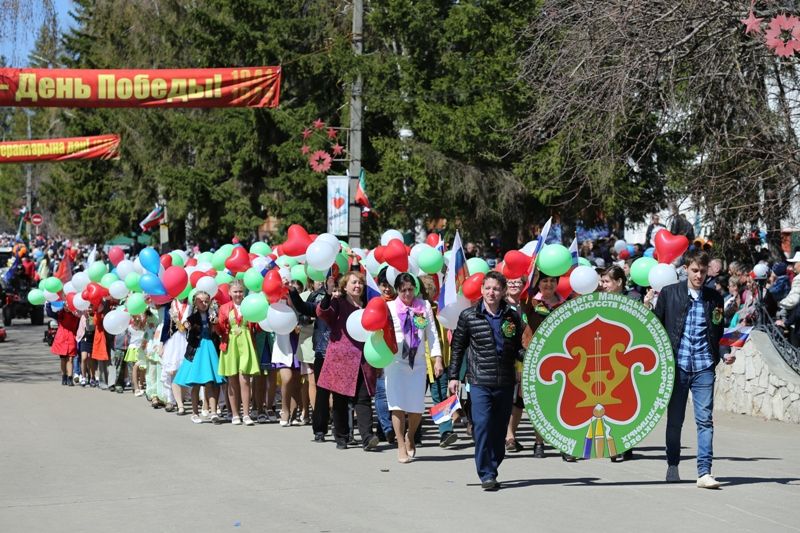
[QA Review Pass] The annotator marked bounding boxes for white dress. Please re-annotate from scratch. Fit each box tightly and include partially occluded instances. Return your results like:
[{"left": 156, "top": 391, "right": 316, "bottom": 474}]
[
  {"left": 385, "top": 299, "right": 441, "bottom": 413},
  {"left": 160, "top": 301, "right": 191, "bottom": 374}
]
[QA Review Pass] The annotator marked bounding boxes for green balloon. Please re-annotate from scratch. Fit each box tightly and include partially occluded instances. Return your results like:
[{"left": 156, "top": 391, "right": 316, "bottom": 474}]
[
  {"left": 291, "top": 264, "right": 308, "bottom": 286},
  {"left": 243, "top": 267, "right": 264, "bottom": 292},
  {"left": 197, "top": 252, "right": 214, "bottom": 265},
  {"left": 215, "top": 271, "right": 234, "bottom": 285},
  {"left": 241, "top": 293, "right": 268, "bottom": 322},
  {"left": 306, "top": 265, "right": 326, "bottom": 282},
  {"left": 211, "top": 249, "right": 229, "bottom": 271},
  {"left": 169, "top": 251, "right": 185, "bottom": 267},
  {"left": 276, "top": 255, "right": 298, "bottom": 268},
  {"left": 125, "top": 272, "right": 141, "bottom": 292},
  {"left": 38, "top": 279, "right": 46, "bottom": 290},
  {"left": 43, "top": 277, "right": 63, "bottom": 293},
  {"left": 87, "top": 261, "right": 108, "bottom": 283},
  {"left": 418, "top": 248, "right": 444, "bottom": 274},
  {"left": 537, "top": 244, "right": 572, "bottom": 277},
  {"left": 364, "top": 331, "right": 394, "bottom": 368},
  {"left": 250, "top": 242, "right": 272, "bottom": 256},
  {"left": 443, "top": 251, "right": 452, "bottom": 265},
  {"left": 467, "top": 257, "right": 490, "bottom": 276},
  {"left": 235, "top": 271, "right": 245, "bottom": 280},
  {"left": 178, "top": 281, "right": 192, "bottom": 300},
  {"left": 335, "top": 253, "right": 348, "bottom": 274},
  {"left": 630, "top": 257, "right": 657, "bottom": 287},
  {"left": 339, "top": 240, "right": 351, "bottom": 255},
  {"left": 27, "top": 288, "right": 46, "bottom": 306},
  {"left": 578, "top": 257, "right": 591, "bottom": 267},
  {"left": 100, "top": 273, "right": 119, "bottom": 289},
  {"left": 126, "top": 292, "right": 147, "bottom": 315}
]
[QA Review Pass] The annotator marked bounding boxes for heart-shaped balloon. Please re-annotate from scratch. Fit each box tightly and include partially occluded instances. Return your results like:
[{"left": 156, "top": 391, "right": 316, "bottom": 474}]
[
  {"left": 189, "top": 270, "right": 206, "bottom": 288},
  {"left": 461, "top": 272, "right": 485, "bottom": 301},
  {"left": 162, "top": 266, "right": 188, "bottom": 299},
  {"left": 503, "top": 250, "right": 531, "bottom": 279},
  {"left": 185, "top": 258, "right": 198, "bottom": 268},
  {"left": 383, "top": 238, "right": 408, "bottom": 273},
  {"left": 654, "top": 230, "right": 689, "bottom": 265},
  {"left": 556, "top": 269, "right": 574, "bottom": 299},
  {"left": 282, "top": 224, "right": 312, "bottom": 257},
  {"left": 225, "top": 246, "right": 251, "bottom": 274},
  {"left": 262, "top": 269, "right": 285, "bottom": 304},
  {"left": 160, "top": 254, "right": 173, "bottom": 269},
  {"left": 215, "top": 283, "right": 231, "bottom": 305},
  {"left": 361, "top": 297, "right": 389, "bottom": 331},
  {"left": 373, "top": 245, "right": 386, "bottom": 264}
]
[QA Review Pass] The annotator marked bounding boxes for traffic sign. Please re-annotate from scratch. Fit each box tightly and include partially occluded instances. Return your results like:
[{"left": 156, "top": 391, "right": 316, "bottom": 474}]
[{"left": 31, "top": 214, "right": 43, "bottom": 226}]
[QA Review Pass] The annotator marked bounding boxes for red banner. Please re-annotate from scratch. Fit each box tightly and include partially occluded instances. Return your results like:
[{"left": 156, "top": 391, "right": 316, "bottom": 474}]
[
  {"left": 0, "top": 67, "right": 281, "bottom": 108},
  {"left": 0, "top": 134, "right": 120, "bottom": 163}
]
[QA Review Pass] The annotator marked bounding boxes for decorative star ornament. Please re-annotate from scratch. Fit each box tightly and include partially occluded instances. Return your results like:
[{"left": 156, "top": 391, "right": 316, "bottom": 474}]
[
  {"left": 740, "top": 11, "right": 763, "bottom": 35},
  {"left": 301, "top": 145, "right": 310, "bottom": 155},
  {"left": 765, "top": 14, "right": 800, "bottom": 57},
  {"left": 331, "top": 143, "right": 344, "bottom": 156},
  {"left": 313, "top": 118, "right": 325, "bottom": 130},
  {"left": 326, "top": 127, "right": 338, "bottom": 140},
  {"left": 302, "top": 128, "right": 312, "bottom": 140}
]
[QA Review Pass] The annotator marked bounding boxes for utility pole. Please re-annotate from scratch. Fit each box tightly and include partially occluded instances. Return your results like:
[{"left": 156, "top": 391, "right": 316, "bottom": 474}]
[
  {"left": 25, "top": 110, "right": 33, "bottom": 240},
  {"left": 348, "top": 0, "right": 363, "bottom": 248}
]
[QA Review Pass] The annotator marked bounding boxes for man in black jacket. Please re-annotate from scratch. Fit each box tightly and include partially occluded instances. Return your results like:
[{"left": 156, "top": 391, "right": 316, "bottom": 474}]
[
  {"left": 653, "top": 250, "right": 734, "bottom": 489},
  {"left": 448, "top": 271, "right": 525, "bottom": 490}
]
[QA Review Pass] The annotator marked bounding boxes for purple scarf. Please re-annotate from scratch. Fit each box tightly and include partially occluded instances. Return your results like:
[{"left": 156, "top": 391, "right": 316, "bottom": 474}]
[{"left": 396, "top": 297, "right": 426, "bottom": 368}]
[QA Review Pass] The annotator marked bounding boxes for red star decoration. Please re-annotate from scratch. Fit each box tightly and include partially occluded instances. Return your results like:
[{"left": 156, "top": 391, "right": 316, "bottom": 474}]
[
  {"left": 741, "top": 11, "right": 764, "bottom": 35},
  {"left": 313, "top": 118, "right": 325, "bottom": 130},
  {"left": 302, "top": 128, "right": 312, "bottom": 140},
  {"left": 331, "top": 144, "right": 344, "bottom": 156},
  {"left": 326, "top": 127, "right": 338, "bottom": 140},
  {"left": 309, "top": 150, "right": 332, "bottom": 173},
  {"left": 301, "top": 145, "right": 310, "bottom": 155},
  {"left": 765, "top": 14, "right": 800, "bottom": 57}
]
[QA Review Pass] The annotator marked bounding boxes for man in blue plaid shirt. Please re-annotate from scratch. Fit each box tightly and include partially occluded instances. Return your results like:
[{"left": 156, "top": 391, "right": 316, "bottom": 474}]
[{"left": 654, "top": 250, "right": 734, "bottom": 489}]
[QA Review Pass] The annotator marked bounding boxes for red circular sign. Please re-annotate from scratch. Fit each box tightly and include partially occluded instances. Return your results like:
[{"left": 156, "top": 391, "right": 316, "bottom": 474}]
[{"left": 31, "top": 214, "right": 43, "bottom": 226}]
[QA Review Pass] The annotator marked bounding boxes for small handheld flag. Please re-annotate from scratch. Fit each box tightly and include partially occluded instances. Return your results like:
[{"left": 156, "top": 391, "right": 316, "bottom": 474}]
[
  {"left": 720, "top": 326, "right": 752, "bottom": 348},
  {"left": 430, "top": 394, "right": 461, "bottom": 425}
]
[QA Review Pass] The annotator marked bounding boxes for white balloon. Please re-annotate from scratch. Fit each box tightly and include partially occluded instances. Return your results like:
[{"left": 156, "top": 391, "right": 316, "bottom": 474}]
[
  {"left": 306, "top": 240, "right": 338, "bottom": 271},
  {"left": 351, "top": 248, "right": 366, "bottom": 260},
  {"left": 103, "top": 309, "right": 131, "bottom": 335},
  {"left": 109, "top": 280, "right": 129, "bottom": 300},
  {"left": 364, "top": 250, "right": 381, "bottom": 276},
  {"left": 380, "top": 229, "right": 404, "bottom": 246},
  {"left": 257, "top": 317, "right": 274, "bottom": 332},
  {"left": 71, "top": 271, "right": 90, "bottom": 292},
  {"left": 437, "top": 294, "right": 471, "bottom": 329},
  {"left": 44, "top": 290, "right": 60, "bottom": 302},
  {"left": 570, "top": 265, "right": 600, "bottom": 295},
  {"left": 648, "top": 263, "right": 678, "bottom": 292},
  {"left": 73, "top": 293, "right": 90, "bottom": 311},
  {"left": 614, "top": 240, "right": 627, "bottom": 253},
  {"left": 407, "top": 255, "right": 421, "bottom": 277},
  {"left": 116, "top": 259, "right": 135, "bottom": 280},
  {"left": 196, "top": 261, "right": 213, "bottom": 272},
  {"left": 63, "top": 281, "right": 76, "bottom": 295},
  {"left": 346, "top": 309, "right": 370, "bottom": 342},
  {"left": 753, "top": 263, "right": 769, "bottom": 280},
  {"left": 385, "top": 266, "right": 399, "bottom": 286},
  {"left": 173, "top": 250, "right": 188, "bottom": 263},
  {"left": 410, "top": 243, "right": 432, "bottom": 260},
  {"left": 266, "top": 302, "right": 298, "bottom": 335},
  {"left": 196, "top": 276, "right": 218, "bottom": 298},
  {"left": 133, "top": 257, "right": 145, "bottom": 274},
  {"left": 316, "top": 233, "right": 341, "bottom": 249}
]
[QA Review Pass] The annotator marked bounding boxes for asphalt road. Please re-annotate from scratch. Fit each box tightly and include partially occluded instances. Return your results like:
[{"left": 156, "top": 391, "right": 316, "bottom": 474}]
[{"left": 0, "top": 322, "right": 798, "bottom": 533}]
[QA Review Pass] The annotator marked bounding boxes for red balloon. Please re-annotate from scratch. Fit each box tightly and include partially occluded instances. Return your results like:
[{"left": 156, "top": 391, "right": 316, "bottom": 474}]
[
  {"left": 225, "top": 246, "right": 251, "bottom": 274},
  {"left": 556, "top": 269, "right": 574, "bottom": 300},
  {"left": 384, "top": 239, "right": 408, "bottom": 272},
  {"left": 282, "top": 224, "right": 312, "bottom": 257},
  {"left": 462, "top": 272, "right": 485, "bottom": 301},
  {"left": 108, "top": 246, "right": 124, "bottom": 267},
  {"left": 189, "top": 271, "right": 206, "bottom": 288},
  {"left": 273, "top": 245, "right": 283, "bottom": 257},
  {"left": 495, "top": 260, "right": 505, "bottom": 275},
  {"left": 162, "top": 266, "right": 188, "bottom": 298},
  {"left": 160, "top": 254, "right": 172, "bottom": 269},
  {"left": 248, "top": 253, "right": 258, "bottom": 262},
  {"left": 262, "top": 269, "right": 285, "bottom": 304},
  {"left": 425, "top": 233, "right": 440, "bottom": 248},
  {"left": 374, "top": 245, "right": 386, "bottom": 264},
  {"left": 619, "top": 249, "right": 630, "bottom": 260},
  {"left": 654, "top": 230, "right": 689, "bottom": 265},
  {"left": 65, "top": 292, "right": 77, "bottom": 312},
  {"left": 504, "top": 250, "right": 532, "bottom": 279},
  {"left": 215, "top": 283, "right": 231, "bottom": 305},
  {"left": 361, "top": 297, "right": 389, "bottom": 331},
  {"left": 150, "top": 294, "right": 173, "bottom": 306},
  {"left": 82, "top": 282, "right": 104, "bottom": 308},
  {"left": 185, "top": 258, "right": 198, "bottom": 268}
]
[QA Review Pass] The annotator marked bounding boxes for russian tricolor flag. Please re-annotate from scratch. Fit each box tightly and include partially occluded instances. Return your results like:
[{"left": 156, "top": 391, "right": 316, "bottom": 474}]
[
  {"left": 569, "top": 237, "right": 579, "bottom": 268},
  {"left": 523, "top": 217, "right": 552, "bottom": 295},
  {"left": 720, "top": 326, "right": 752, "bottom": 348},
  {"left": 366, "top": 270, "right": 382, "bottom": 301},
  {"left": 430, "top": 394, "right": 461, "bottom": 425},
  {"left": 439, "top": 231, "right": 467, "bottom": 310}
]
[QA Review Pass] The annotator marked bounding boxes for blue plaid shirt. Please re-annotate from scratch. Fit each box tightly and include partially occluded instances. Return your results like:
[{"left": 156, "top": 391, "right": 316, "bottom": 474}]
[{"left": 676, "top": 289, "right": 714, "bottom": 372}]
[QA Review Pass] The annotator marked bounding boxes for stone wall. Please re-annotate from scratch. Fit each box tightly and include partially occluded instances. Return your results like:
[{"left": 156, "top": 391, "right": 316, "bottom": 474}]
[{"left": 715, "top": 330, "right": 800, "bottom": 423}]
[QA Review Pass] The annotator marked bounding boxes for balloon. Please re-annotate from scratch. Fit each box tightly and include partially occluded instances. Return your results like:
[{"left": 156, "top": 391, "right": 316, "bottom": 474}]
[
  {"left": 410, "top": 243, "right": 431, "bottom": 260},
  {"left": 241, "top": 293, "right": 269, "bottom": 323},
  {"left": 71, "top": 271, "right": 90, "bottom": 292},
  {"left": 306, "top": 265, "right": 326, "bottom": 282},
  {"left": 577, "top": 257, "right": 591, "bottom": 267},
  {"left": 316, "top": 233, "right": 341, "bottom": 249},
  {"left": 257, "top": 316, "right": 274, "bottom": 332},
  {"left": 334, "top": 253, "right": 349, "bottom": 276},
  {"left": 139, "top": 272, "right": 167, "bottom": 296},
  {"left": 125, "top": 272, "right": 141, "bottom": 292},
  {"left": 196, "top": 276, "right": 219, "bottom": 298},
  {"left": 44, "top": 290, "right": 60, "bottom": 302},
  {"left": 418, "top": 247, "right": 444, "bottom": 274},
  {"left": 630, "top": 257, "right": 658, "bottom": 287},
  {"left": 537, "top": 244, "right": 572, "bottom": 277},
  {"left": 27, "top": 289, "right": 46, "bottom": 305},
  {"left": 569, "top": 266, "right": 600, "bottom": 295},
  {"left": 109, "top": 280, "right": 129, "bottom": 300},
  {"left": 306, "top": 240, "right": 338, "bottom": 271},
  {"left": 643, "top": 247, "right": 655, "bottom": 258},
  {"left": 177, "top": 281, "right": 192, "bottom": 300},
  {"left": 87, "top": 261, "right": 108, "bottom": 283},
  {"left": 169, "top": 251, "right": 185, "bottom": 267},
  {"left": 138, "top": 247, "right": 161, "bottom": 275},
  {"left": 63, "top": 281, "right": 76, "bottom": 295},
  {"left": 276, "top": 255, "right": 299, "bottom": 269},
  {"left": 503, "top": 250, "right": 531, "bottom": 279},
  {"left": 556, "top": 271, "right": 574, "bottom": 299},
  {"left": 361, "top": 297, "right": 389, "bottom": 331},
  {"left": 654, "top": 230, "right": 689, "bottom": 265},
  {"left": 364, "top": 331, "right": 394, "bottom": 368},
  {"left": 160, "top": 254, "right": 173, "bottom": 269},
  {"left": 73, "top": 293, "right": 90, "bottom": 311},
  {"left": 250, "top": 241, "right": 272, "bottom": 256},
  {"left": 283, "top": 224, "right": 313, "bottom": 257},
  {"left": 291, "top": 264, "right": 308, "bottom": 286},
  {"left": 162, "top": 266, "right": 189, "bottom": 298},
  {"left": 346, "top": 309, "right": 370, "bottom": 342},
  {"left": 381, "top": 229, "right": 404, "bottom": 246},
  {"left": 266, "top": 302, "right": 298, "bottom": 335},
  {"left": 133, "top": 256, "right": 145, "bottom": 274},
  {"left": 100, "top": 273, "right": 119, "bottom": 289},
  {"left": 385, "top": 265, "right": 400, "bottom": 287},
  {"left": 243, "top": 268, "right": 264, "bottom": 292},
  {"left": 225, "top": 246, "right": 251, "bottom": 274},
  {"left": 215, "top": 270, "right": 234, "bottom": 285},
  {"left": 43, "top": 277, "right": 63, "bottom": 293},
  {"left": 613, "top": 240, "right": 627, "bottom": 253},
  {"left": 383, "top": 239, "right": 408, "bottom": 272},
  {"left": 461, "top": 272, "right": 485, "bottom": 301},
  {"left": 103, "top": 309, "right": 131, "bottom": 335},
  {"left": 262, "top": 269, "right": 285, "bottom": 304},
  {"left": 126, "top": 292, "right": 148, "bottom": 315},
  {"left": 425, "top": 233, "right": 441, "bottom": 248},
  {"left": 150, "top": 294, "right": 174, "bottom": 306},
  {"left": 82, "top": 282, "right": 104, "bottom": 308},
  {"left": 465, "top": 257, "right": 489, "bottom": 276},
  {"left": 115, "top": 259, "right": 135, "bottom": 280},
  {"left": 753, "top": 263, "right": 769, "bottom": 280},
  {"left": 436, "top": 294, "right": 471, "bottom": 330},
  {"left": 108, "top": 246, "right": 124, "bottom": 266},
  {"left": 626, "top": 244, "right": 635, "bottom": 255},
  {"left": 649, "top": 263, "right": 679, "bottom": 292},
  {"left": 364, "top": 250, "right": 381, "bottom": 276},
  {"left": 619, "top": 249, "right": 631, "bottom": 260},
  {"left": 197, "top": 251, "right": 214, "bottom": 265},
  {"left": 211, "top": 245, "right": 234, "bottom": 271}
]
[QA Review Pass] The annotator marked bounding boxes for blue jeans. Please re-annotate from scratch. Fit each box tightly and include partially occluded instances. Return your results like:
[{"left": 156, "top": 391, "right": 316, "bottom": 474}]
[
  {"left": 374, "top": 375, "right": 392, "bottom": 435},
  {"left": 470, "top": 385, "right": 514, "bottom": 482},
  {"left": 666, "top": 367, "right": 715, "bottom": 477},
  {"left": 429, "top": 373, "right": 453, "bottom": 435}
]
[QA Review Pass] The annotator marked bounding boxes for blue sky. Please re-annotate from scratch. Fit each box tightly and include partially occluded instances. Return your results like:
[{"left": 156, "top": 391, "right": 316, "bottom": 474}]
[{"left": 1, "top": 1, "right": 75, "bottom": 66}]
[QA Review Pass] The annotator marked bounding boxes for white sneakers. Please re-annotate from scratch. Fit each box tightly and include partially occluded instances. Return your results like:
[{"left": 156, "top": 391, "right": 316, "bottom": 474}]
[
  {"left": 696, "top": 474, "right": 721, "bottom": 489},
  {"left": 666, "top": 465, "right": 680, "bottom": 483}
]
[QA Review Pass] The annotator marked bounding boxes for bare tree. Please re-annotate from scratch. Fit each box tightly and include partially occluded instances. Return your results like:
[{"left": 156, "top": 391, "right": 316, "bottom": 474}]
[{"left": 0, "top": 1, "right": 55, "bottom": 63}]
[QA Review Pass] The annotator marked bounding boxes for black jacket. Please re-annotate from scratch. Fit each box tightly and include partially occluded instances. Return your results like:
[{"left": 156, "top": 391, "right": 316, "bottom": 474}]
[
  {"left": 653, "top": 280, "right": 728, "bottom": 366},
  {"left": 289, "top": 287, "right": 330, "bottom": 357},
  {"left": 448, "top": 300, "right": 525, "bottom": 387}
]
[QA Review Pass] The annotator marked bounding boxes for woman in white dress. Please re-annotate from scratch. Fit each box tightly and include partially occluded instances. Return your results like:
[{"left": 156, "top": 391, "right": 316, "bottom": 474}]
[
  {"left": 386, "top": 273, "right": 443, "bottom": 463},
  {"left": 160, "top": 298, "right": 191, "bottom": 414}
]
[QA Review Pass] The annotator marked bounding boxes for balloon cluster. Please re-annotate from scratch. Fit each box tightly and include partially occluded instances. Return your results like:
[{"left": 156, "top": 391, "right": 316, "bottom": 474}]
[{"left": 625, "top": 229, "right": 688, "bottom": 291}]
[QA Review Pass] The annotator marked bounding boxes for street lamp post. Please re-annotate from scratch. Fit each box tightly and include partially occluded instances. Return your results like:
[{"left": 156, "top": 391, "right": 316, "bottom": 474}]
[{"left": 24, "top": 110, "right": 33, "bottom": 240}]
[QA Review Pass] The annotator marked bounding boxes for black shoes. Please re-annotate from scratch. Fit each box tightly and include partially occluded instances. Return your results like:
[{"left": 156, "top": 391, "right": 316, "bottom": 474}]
[
  {"left": 481, "top": 478, "right": 500, "bottom": 490},
  {"left": 336, "top": 440, "right": 348, "bottom": 450},
  {"left": 385, "top": 429, "right": 396, "bottom": 445},
  {"left": 314, "top": 432, "right": 325, "bottom": 443},
  {"left": 533, "top": 442, "right": 545, "bottom": 458},
  {"left": 363, "top": 434, "right": 379, "bottom": 451},
  {"left": 440, "top": 431, "right": 458, "bottom": 448}
]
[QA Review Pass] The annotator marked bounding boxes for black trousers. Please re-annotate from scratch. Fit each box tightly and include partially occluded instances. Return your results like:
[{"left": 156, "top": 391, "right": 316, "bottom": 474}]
[
  {"left": 312, "top": 356, "right": 331, "bottom": 435},
  {"left": 332, "top": 369, "right": 373, "bottom": 443}
]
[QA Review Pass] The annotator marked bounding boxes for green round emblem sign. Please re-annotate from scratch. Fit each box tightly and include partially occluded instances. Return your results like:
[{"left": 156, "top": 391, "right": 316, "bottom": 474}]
[{"left": 522, "top": 292, "right": 674, "bottom": 459}]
